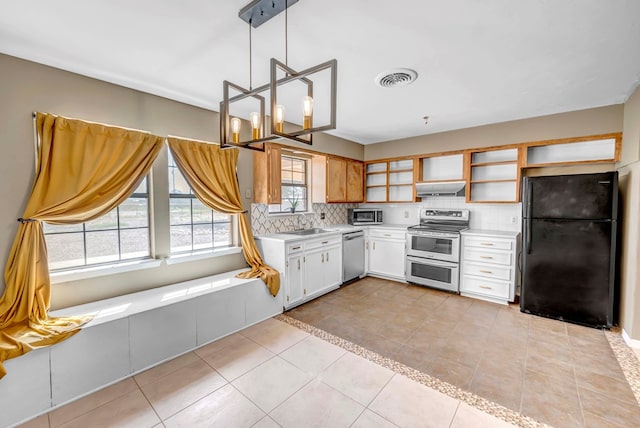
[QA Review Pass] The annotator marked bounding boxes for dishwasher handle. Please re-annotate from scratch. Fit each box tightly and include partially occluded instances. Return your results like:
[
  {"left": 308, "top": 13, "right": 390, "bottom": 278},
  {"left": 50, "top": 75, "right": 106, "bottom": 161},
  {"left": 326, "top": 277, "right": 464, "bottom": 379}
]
[{"left": 343, "top": 232, "right": 364, "bottom": 241}]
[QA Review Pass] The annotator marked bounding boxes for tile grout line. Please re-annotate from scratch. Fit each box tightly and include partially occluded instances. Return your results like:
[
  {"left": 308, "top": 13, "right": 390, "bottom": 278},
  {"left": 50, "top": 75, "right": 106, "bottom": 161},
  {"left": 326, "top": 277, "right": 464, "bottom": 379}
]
[
  {"left": 276, "top": 314, "right": 548, "bottom": 428},
  {"left": 131, "top": 374, "right": 163, "bottom": 426}
]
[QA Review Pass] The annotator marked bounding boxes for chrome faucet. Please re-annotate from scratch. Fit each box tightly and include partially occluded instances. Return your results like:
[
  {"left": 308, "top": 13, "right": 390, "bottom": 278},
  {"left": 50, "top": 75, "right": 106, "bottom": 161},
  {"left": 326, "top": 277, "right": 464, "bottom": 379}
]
[{"left": 296, "top": 212, "right": 309, "bottom": 230}]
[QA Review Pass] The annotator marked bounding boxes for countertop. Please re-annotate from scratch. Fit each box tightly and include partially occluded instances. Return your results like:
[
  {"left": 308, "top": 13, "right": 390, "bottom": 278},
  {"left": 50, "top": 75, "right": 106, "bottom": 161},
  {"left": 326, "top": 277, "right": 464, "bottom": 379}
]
[
  {"left": 461, "top": 229, "right": 520, "bottom": 238},
  {"left": 255, "top": 223, "right": 410, "bottom": 242}
]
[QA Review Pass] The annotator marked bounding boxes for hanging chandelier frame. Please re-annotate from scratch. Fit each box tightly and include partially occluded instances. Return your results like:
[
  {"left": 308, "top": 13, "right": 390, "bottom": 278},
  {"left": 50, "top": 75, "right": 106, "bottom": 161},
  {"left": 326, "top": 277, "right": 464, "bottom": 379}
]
[{"left": 220, "top": 0, "right": 337, "bottom": 151}]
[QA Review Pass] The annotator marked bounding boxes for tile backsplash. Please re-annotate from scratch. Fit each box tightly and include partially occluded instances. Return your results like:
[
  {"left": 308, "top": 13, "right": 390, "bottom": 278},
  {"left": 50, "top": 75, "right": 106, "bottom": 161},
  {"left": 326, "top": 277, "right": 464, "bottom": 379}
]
[
  {"left": 250, "top": 203, "right": 358, "bottom": 235},
  {"left": 252, "top": 198, "right": 521, "bottom": 236},
  {"left": 360, "top": 197, "right": 522, "bottom": 233}
]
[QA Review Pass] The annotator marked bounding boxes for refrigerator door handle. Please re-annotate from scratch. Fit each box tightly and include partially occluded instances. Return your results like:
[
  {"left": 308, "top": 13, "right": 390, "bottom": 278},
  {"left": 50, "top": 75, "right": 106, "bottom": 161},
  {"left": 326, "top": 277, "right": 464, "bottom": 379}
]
[
  {"left": 526, "top": 220, "right": 532, "bottom": 254},
  {"left": 526, "top": 181, "right": 533, "bottom": 220}
]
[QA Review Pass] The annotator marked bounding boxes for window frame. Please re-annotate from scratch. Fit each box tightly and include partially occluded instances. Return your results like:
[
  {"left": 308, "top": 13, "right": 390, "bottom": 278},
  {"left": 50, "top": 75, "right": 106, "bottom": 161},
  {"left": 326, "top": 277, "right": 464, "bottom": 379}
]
[
  {"left": 269, "top": 153, "right": 312, "bottom": 214},
  {"left": 43, "top": 178, "right": 152, "bottom": 272}
]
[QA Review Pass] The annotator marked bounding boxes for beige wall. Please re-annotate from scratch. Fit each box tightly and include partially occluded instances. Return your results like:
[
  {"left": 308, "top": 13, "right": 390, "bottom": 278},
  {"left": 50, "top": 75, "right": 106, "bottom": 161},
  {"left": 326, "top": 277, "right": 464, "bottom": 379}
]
[
  {"left": 364, "top": 105, "right": 624, "bottom": 160},
  {"left": 0, "top": 54, "right": 360, "bottom": 309},
  {"left": 618, "top": 84, "right": 640, "bottom": 340}
]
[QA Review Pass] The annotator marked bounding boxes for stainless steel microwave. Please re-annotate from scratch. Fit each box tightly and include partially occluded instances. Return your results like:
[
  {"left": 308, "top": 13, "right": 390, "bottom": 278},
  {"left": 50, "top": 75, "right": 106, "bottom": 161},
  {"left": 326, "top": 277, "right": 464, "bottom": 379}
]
[{"left": 348, "top": 208, "right": 383, "bottom": 225}]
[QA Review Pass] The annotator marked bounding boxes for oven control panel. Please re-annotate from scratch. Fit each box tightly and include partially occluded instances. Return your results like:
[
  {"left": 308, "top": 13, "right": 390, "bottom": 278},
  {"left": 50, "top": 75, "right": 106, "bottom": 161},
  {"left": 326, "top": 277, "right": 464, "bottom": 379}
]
[{"left": 422, "top": 209, "right": 470, "bottom": 221}]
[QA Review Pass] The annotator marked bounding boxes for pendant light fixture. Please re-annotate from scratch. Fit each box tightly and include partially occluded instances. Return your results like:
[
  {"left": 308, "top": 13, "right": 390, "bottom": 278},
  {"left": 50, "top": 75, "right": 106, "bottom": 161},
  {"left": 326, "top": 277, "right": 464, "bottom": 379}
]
[{"left": 220, "top": 0, "right": 337, "bottom": 151}]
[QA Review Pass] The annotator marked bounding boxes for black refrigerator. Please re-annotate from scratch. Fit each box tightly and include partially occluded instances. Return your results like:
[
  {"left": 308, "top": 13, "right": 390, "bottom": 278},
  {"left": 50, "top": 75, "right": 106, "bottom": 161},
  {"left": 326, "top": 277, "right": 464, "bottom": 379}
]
[{"left": 520, "top": 172, "right": 618, "bottom": 329}]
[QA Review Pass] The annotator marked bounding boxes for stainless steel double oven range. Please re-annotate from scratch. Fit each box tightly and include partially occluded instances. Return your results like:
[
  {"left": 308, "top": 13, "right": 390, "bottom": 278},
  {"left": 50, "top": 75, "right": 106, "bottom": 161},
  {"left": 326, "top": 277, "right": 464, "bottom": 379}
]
[{"left": 406, "top": 209, "right": 470, "bottom": 293}]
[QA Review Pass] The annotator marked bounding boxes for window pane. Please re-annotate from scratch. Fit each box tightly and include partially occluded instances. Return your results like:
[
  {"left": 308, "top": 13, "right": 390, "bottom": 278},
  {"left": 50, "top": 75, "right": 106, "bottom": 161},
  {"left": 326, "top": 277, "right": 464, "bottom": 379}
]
[
  {"left": 119, "top": 198, "right": 148, "bottom": 228},
  {"left": 192, "top": 199, "right": 212, "bottom": 224},
  {"left": 213, "top": 212, "right": 231, "bottom": 222},
  {"left": 170, "top": 198, "right": 192, "bottom": 225},
  {"left": 86, "top": 230, "right": 119, "bottom": 264},
  {"left": 170, "top": 168, "right": 191, "bottom": 194},
  {"left": 171, "top": 225, "right": 193, "bottom": 253},
  {"left": 291, "top": 171, "right": 305, "bottom": 184},
  {"left": 85, "top": 209, "right": 118, "bottom": 231},
  {"left": 291, "top": 158, "right": 305, "bottom": 172},
  {"left": 214, "top": 222, "right": 231, "bottom": 247},
  {"left": 133, "top": 177, "right": 147, "bottom": 194},
  {"left": 43, "top": 222, "right": 83, "bottom": 234},
  {"left": 120, "top": 228, "right": 149, "bottom": 259},
  {"left": 193, "top": 224, "right": 213, "bottom": 250},
  {"left": 46, "top": 233, "right": 85, "bottom": 270}
]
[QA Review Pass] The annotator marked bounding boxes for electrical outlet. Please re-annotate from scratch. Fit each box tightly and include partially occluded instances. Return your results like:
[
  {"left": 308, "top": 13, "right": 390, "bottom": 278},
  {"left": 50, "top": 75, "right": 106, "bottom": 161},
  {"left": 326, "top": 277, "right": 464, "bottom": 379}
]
[
  {"left": 244, "top": 188, "right": 252, "bottom": 199},
  {"left": 404, "top": 211, "right": 409, "bottom": 218},
  {"left": 510, "top": 216, "right": 518, "bottom": 224},
  {"left": 320, "top": 212, "right": 325, "bottom": 220}
]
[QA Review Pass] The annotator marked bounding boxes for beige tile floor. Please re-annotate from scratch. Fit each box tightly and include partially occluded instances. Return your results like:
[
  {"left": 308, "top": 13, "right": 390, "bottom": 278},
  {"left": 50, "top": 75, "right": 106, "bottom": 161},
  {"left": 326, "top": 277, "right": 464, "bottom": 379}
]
[
  {"left": 18, "top": 317, "right": 516, "bottom": 428},
  {"left": 286, "top": 277, "right": 640, "bottom": 428}
]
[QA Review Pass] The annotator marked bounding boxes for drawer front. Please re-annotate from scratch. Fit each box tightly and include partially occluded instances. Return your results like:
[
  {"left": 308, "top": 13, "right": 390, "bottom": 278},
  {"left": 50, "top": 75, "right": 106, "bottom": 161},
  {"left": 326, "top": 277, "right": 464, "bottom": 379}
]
[
  {"left": 464, "top": 236, "right": 513, "bottom": 251},
  {"left": 286, "top": 242, "right": 305, "bottom": 254},
  {"left": 463, "top": 248, "right": 512, "bottom": 266},
  {"left": 461, "top": 275, "right": 510, "bottom": 299},
  {"left": 368, "top": 228, "right": 406, "bottom": 240},
  {"left": 305, "top": 236, "right": 341, "bottom": 251},
  {"left": 463, "top": 262, "right": 512, "bottom": 281}
]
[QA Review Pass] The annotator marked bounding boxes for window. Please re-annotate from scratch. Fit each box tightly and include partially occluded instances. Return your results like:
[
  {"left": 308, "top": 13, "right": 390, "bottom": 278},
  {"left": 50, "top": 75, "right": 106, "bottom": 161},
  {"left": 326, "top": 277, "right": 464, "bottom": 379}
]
[
  {"left": 44, "top": 179, "right": 150, "bottom": 270},
  {"left": 168, "top": 152, "right": 233, "bottom": 253},
  {"left": 269, "top": 155, "right": 309, "bottom": 213}
]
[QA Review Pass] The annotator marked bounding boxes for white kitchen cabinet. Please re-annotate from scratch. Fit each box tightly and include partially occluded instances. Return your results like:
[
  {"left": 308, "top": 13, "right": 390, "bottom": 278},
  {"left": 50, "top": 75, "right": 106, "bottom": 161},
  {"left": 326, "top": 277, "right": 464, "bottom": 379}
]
[
  {"left": 286, "top": 252, "right": 305, "bottom": 307},
  {"left": 460, "top": 230, "right": 520, "bottom": 305},
  {"left": 257, "top": 233, "right": 343, "bottom": 309},
  {"left": 366, "top": 228, "right": 406, "bottom": 281}
]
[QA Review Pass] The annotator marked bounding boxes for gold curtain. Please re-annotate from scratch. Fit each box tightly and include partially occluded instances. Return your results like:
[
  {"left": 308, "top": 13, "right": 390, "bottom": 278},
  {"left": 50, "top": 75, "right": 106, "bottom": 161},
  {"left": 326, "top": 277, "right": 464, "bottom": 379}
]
[
  {"left": 167, "top": 137, "right": 280, "bottom": 296},
  {"left": 0, "top": 113, "right": 164, "bottom": 379}
]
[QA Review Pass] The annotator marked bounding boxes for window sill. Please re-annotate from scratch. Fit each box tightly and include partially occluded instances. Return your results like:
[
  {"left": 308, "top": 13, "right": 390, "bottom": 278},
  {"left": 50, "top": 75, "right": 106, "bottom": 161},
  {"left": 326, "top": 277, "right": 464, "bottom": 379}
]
[
  {"left": 267, "top": 211, "right": 314, "bottom": 217},
  {"left": 50, "top": 258, "right": 163, "bottom": 284},
  {"left": 49, "top": 248, "right": 243, "bottom": 284},
  {"left": 165, "top": 246, "right": 243, "bottom": 265}
]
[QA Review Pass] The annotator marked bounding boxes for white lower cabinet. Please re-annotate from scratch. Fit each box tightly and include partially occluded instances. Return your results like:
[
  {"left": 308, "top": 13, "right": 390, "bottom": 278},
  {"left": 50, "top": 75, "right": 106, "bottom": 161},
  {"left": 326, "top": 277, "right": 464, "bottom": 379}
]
[
  {"left": 460, "top": 230, "right": 520, "bottom": 305},
  {"left": 257, "top": 233, "right": 343, "bottom": 310},
  {"left": 0, "top": 348, "right": 50, "bottom": 427},
  {"left": 286, "top": 251, "right": 305, "bottom": 307},
  {"left": 366, "top": 228, "right": 406, "bottom": 281}
]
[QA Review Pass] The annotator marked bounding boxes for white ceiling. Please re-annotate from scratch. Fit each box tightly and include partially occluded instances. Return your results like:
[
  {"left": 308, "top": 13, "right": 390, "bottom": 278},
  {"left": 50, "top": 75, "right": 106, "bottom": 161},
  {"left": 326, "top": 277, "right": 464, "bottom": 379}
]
[{"left": 1, "top": 0, "right": 639, "bottom": 145}]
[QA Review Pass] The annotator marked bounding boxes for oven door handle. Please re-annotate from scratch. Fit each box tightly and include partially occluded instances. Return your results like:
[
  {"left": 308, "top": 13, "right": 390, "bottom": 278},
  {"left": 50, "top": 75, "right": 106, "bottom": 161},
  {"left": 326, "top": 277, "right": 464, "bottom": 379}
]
[
  {"left": 407, "top": 231, "right": 459, "bottom": 239},
  {"left": 407, "top": 256, "right": 458, "bottom": 268}
]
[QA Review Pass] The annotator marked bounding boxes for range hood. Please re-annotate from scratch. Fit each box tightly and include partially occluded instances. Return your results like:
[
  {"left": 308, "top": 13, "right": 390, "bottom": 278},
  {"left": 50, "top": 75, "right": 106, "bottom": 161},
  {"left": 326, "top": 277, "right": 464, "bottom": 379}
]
[{"left": 415, "top": 181, "right": 466, "bottom": 197}]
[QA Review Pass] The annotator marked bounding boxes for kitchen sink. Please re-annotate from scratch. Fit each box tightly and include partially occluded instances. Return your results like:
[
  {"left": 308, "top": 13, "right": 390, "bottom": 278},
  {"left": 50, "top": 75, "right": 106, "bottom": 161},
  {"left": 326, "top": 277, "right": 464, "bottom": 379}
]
[{"left": 282, "top": 228, "right": 331, "bottom": 236}]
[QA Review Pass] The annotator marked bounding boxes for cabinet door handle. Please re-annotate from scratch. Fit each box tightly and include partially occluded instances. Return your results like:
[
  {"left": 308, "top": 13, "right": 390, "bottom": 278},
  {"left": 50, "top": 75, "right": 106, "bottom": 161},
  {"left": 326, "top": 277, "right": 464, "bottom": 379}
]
[
  {"left": 298, "top": 259, "right": 300, "bottom": 270},
  {"left": 322, "top": 241, "right": 329, "bottom": 244},
  {"left": 480, "top": 242, "right": 494, "bottom": 246},
  {"left": 479, "top": 256, "right": 494, "bottom": 259},
  {"left": 479, "top": 285, "right": 493, "bottom": 290},
  {"left": 479, "top": 269, "right": 493, "bottom": 274},
  {"left": 326, "top": 252, "right": 329, "bottom": 262},
  {"left": 366, "top": 242, "right": 369, "bottom": 250},
  {"left": 384, "top": 234, "right": 391, "bottom": 237},
  {"left": 373, "top": 242, "right": 376, "bottom": 250},
  {"left": 322, "top": 253, "right": 325, "bottom": 263},
  {"left": 292, "top": 246, "right": 301, "bottom": 250}
]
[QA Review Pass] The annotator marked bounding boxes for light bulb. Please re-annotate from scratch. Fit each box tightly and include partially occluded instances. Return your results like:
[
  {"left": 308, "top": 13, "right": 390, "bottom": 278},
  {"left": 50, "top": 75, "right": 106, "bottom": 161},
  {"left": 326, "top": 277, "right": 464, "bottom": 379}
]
[
  {"left": 302, "top": 96, "right": 313, "bottom": 129},
  {"left": 230, "top": 117, "right": 241, "bottom": 143},
  {"left": 249, "top": 112, "right": 261, "bottom": 139},
  {"left": 274, "top": 105, "right": 285, "bottom": 132}
]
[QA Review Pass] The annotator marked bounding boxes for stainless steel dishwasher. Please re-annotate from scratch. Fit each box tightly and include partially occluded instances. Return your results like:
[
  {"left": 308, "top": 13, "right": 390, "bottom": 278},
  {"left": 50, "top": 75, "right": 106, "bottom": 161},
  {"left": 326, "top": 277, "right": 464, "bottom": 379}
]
[{"left": 342, "top": 230, "right": 365, "bottom": 283}]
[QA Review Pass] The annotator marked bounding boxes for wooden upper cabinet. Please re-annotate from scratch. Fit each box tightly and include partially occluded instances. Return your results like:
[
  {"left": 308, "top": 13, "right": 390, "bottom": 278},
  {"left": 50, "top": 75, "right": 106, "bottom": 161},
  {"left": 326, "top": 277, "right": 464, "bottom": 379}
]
[
  {"left": 312, "top": 156, "right": 364, "bottom": 204},
  {"left": 253, "top": 143, "right": 281, "bottom": 204},
  {"left": 326, "top": 157, "right": 347, "bottom": 202},
  {"left": 346, "top": 160, "right": 364, "bottom": 202}
]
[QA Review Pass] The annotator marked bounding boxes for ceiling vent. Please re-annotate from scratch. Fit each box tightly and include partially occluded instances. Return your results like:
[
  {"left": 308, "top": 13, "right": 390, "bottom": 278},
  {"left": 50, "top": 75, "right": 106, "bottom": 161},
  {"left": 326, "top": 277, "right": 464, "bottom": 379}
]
[{"left": 375, "top": 68, "right": 418, "bottom": 88}]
